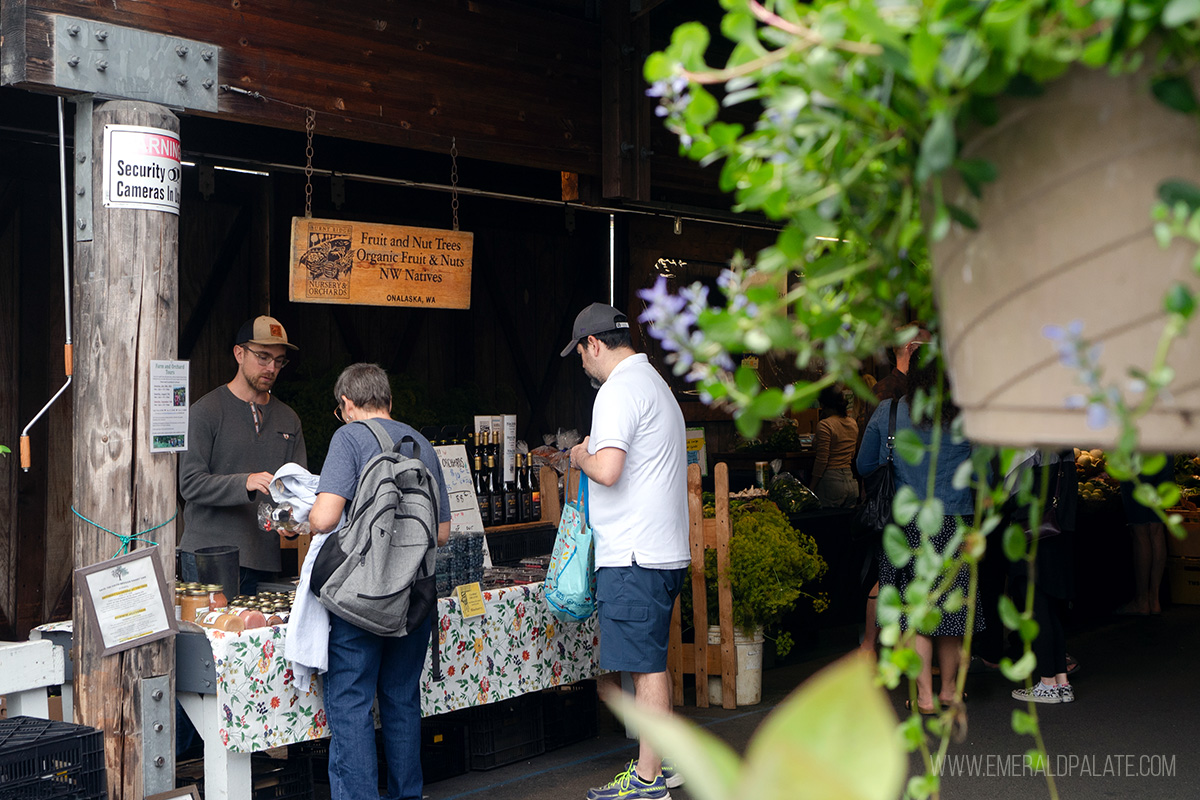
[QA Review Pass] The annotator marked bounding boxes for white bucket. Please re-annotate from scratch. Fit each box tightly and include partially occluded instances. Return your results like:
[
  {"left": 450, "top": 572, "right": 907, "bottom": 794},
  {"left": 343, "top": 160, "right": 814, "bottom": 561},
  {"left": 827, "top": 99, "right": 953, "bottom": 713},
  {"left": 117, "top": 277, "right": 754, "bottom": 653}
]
[{"left": 706, "top": 625, "right": 763, "bottom": 706}]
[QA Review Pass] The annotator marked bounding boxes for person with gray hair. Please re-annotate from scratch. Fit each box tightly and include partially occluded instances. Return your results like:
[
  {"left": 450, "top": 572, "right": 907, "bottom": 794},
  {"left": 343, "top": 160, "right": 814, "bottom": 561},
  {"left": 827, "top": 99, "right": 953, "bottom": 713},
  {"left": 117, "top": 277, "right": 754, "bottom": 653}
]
[{"left": 308, "top": 363, "right": 451, "bottom": 800}]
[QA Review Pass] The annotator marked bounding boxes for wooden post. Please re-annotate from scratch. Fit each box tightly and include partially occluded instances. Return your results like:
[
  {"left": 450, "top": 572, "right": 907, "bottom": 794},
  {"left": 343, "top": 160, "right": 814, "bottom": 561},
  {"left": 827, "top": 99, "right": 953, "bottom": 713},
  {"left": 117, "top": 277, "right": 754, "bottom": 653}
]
[{"left": 72, "top": 100, "right": 179, "bottom": 800}]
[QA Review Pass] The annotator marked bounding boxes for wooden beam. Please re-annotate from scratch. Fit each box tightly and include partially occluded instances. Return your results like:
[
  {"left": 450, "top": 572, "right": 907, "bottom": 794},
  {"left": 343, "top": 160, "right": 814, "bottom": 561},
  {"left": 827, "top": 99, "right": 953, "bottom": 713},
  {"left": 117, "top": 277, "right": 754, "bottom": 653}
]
[
  {"left": 3, "top": 0, "right": 602, "bottom": 176},
  {"left": 72, "top": 99, "right": 178, "bottom": 800}
]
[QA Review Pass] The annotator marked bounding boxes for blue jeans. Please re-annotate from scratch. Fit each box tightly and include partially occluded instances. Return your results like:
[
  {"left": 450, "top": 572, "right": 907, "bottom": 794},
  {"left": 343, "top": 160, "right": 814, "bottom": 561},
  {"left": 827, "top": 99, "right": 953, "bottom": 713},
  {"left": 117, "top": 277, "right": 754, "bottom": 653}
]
[{"left": 325, "top": 612, "right": 431, "bottom": 800}]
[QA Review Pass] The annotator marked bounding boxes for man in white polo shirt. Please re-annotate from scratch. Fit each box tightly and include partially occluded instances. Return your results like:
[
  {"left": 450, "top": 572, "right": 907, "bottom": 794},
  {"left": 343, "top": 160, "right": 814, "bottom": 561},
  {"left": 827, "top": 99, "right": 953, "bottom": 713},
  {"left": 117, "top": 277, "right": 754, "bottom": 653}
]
[{"left": 565, "top": 303, "right": 689, "bottom": 800}]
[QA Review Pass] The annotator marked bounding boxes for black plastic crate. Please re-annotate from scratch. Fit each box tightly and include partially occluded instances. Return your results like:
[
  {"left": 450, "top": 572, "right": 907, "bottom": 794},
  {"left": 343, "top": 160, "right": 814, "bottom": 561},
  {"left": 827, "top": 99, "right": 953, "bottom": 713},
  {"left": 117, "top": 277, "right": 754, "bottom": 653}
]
[
  {"left": 176, "top": 753, "right": 312, "bottom": 800},
  {"left": 541, "top": 681, "right": 599, "bottom": 751},
  {"left": 0, "top": 716, "right": 107, "bottom": 800},
  {"left": 486, "top": 525, "right": 557, "bottom": 566},
  {"left": 251, "top": 754, "right": 313, "bottom": 800},
  {"left": 419, "top": 712, "right": 471, "bottom": 784},
  {"left": 465, "top": 694, "right": 544, "bottom": 770}
]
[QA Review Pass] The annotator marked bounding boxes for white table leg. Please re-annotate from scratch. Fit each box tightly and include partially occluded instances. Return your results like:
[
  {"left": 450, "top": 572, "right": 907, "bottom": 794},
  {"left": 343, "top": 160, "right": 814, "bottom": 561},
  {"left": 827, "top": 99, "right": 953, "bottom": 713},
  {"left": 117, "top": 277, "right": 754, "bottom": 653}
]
[{"left": 178, "top": 692, "right": 253, "bottom": 800}]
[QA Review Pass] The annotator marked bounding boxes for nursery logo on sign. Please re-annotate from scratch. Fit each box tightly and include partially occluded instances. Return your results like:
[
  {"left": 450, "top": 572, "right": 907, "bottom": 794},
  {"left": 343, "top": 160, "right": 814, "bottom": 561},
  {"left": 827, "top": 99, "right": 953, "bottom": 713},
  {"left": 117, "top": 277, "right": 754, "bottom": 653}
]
[
  {"left": 298, "top": 222, "right": 353, "bottom": 299},
  {"left": 102, "top": 125, "right": 182, "bottom": 215}
]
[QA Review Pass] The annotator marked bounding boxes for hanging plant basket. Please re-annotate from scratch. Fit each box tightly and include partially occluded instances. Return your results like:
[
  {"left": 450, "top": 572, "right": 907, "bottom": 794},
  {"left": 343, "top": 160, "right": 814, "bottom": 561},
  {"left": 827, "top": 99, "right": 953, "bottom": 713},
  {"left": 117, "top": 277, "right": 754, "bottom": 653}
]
[{"left": 932, "top": 63, "right": 1200, "bottom": 450}]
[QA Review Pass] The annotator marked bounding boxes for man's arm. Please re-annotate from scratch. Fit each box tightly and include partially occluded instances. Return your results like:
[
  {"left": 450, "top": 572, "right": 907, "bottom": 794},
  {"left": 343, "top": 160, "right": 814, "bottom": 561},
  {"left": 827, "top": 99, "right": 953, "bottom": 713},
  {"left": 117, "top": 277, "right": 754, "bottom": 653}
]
[
  {"left": 179, "top": 403, "right": 272, "bottom": 503},
  {"left": 437, "top": 520, "right": 451, "bottom": 547},
  {"left": 570, "top": 436, "right": 627, "bottom": 487}
]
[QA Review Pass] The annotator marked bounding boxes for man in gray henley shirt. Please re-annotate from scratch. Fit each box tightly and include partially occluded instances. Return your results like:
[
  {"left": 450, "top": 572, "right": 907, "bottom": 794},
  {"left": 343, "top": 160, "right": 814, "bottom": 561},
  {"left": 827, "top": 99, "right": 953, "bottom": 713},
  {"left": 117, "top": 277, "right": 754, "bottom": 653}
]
[{"left": 179, "top": 315, "right": 307, "bottom": 595}]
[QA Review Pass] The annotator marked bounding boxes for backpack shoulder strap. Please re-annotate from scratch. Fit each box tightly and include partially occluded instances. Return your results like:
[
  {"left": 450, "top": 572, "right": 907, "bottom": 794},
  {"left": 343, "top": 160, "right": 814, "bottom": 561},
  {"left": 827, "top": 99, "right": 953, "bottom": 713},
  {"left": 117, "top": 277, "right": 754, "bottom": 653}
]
[{"left": 358, "top": 419, "right": 395, "bottom": 453}]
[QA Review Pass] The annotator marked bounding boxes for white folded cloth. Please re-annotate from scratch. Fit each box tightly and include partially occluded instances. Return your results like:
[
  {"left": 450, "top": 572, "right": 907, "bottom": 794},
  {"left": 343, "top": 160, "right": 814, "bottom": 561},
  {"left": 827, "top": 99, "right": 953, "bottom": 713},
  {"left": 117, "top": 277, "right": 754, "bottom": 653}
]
[{"left": 270, "top": 463, "right": 338, "bottom": 691}]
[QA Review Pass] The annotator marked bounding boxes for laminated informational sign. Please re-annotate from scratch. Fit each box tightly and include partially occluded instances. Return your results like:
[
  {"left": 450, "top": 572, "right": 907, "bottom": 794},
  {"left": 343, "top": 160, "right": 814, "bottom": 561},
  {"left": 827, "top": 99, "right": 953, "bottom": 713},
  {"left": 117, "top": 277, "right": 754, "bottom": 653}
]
[{"left": 102, "top": 124, "right": 182, "bottom": 214}]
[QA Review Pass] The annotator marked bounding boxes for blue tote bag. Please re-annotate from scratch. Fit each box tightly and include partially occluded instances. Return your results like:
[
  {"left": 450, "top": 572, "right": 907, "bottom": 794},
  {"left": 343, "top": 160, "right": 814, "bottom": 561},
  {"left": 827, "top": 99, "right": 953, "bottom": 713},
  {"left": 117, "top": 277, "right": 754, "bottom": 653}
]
[{"left": 544, "top": 467, "right": 596, "bottom": 621}]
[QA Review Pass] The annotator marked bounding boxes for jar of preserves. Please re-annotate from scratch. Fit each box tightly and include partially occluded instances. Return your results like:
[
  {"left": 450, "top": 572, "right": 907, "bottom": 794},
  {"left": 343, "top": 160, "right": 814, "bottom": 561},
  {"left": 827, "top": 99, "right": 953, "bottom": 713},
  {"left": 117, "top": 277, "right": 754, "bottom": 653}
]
[
  {"left": 205, "top": 584, "right": 228, "bottom": 611},
  {"left": 181, "top": 590, "right": 209, "bottom": 623},
  {"left": 235, "top": 606, "right": 268, "bottom": 629}
]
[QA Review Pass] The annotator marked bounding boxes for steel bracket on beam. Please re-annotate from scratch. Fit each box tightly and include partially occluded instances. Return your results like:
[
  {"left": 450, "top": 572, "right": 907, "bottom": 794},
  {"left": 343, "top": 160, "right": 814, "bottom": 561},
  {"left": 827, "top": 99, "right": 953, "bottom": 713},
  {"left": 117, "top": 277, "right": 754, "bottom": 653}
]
[
  {"left": 141, "top": 675, "right": 174, "bottom": 796},
  {"left": 54, "top": 16, "right": 219, "bottom": 113},
  {"left": 72, "top": 95, "right": 93, "bottom": 242}
]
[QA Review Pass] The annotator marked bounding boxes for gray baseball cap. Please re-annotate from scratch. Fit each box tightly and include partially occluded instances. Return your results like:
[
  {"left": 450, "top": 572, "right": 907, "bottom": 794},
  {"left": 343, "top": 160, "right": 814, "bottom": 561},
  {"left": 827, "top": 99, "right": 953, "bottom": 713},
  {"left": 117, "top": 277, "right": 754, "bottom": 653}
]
[{"left": 559, "top": 303, "right": 630, "bottom": 357}]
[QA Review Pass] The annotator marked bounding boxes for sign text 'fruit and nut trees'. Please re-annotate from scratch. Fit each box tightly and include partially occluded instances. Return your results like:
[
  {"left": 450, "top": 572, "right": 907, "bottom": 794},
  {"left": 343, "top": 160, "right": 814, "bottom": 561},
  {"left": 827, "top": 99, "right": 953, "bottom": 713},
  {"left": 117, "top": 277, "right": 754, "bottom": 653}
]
[{"left": 289, "top": 217, "right": 473, "bottom": 309}]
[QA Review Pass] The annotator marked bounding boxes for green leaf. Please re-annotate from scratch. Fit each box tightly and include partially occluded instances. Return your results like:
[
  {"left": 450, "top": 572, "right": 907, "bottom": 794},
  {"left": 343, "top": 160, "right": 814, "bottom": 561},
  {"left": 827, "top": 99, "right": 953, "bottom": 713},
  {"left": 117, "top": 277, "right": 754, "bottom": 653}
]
[
  {"left": 750, "top": 388, "right": 787, "bottom": 421},
  {"left": 1164, "top": 283, "right": 1196, "bottom": 318},
  {"left": 1011, "top": 709, "right": 1037, "bottom": 735},
  {"left": 739, "top": 654, "right": 906, "bottom": 800},
  {"left": 1141, "top": 453, "right": 1168, "bottom": 475},
  {"left": 876, "top": 584, "right": 903, "bottom": 627},
  {"left": 1026, "top": 749, "right": 1049, "bottom": 772},
  {"left": 952, "top": 459, "right": 974, "bottom": 490},
  {"left": 1017, "top": 618, "right": 1040, "bottom": 645},
  {"left": 1002, "top": 525, "right": 1028, "bottom": 562},
  {"left": 883, "top": 524, "right": 912, "bottom": 569},
  {"left": 916, "top": 501, "right": 943, "bottom": 538},
  {"left": 605, "top": 690, "right": 741, "bottom": 800},
  {"left": 1133, "top": 482, "right": 1161, "bottom": 509},
  {"left": 997, "top": 595, "right": 1021, "bottom": 631},
  {"left": 1151, "top": 76, "right": 1200, "bottom": 114},
  {"left": 910, "top": 29, "right": 940, "bottom": 87},
  {"left": 892, "top": 486, "right": 920, "bottom": 526},
  {"left": 1163, "top": 0, "right": 1200, "bottom": 28},
  {"left": 916, "top": 112, "right": 956, "bottom": 183},
  {"left": 1159, "top": 482, "right": 1182, "bottom": 509},
  {"left": 1158, "top": 180, "right": 1200, "bottom": 212},
  {"left": 1001, "top": 651, "right": 1036, "bottom": 682},
  {"left": 894, "top": 429, "right": 926, "bottom": 465}
]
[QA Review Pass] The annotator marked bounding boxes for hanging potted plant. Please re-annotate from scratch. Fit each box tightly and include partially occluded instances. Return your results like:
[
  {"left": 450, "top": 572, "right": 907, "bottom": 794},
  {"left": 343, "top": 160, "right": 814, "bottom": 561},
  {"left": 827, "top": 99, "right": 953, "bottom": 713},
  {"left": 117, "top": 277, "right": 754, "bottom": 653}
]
[
  {"left": 629, "top": 2, "right": 1200, "bottom": 795},
  {"left": 640, "top": 0, "right": 1200, "bottom": 450}
]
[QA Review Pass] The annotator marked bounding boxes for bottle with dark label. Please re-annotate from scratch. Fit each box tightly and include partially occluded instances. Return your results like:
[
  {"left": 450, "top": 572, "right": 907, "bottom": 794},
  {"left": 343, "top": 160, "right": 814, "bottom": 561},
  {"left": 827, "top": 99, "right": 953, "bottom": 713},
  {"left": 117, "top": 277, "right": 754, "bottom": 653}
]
[
  {"left": 486, "top": 453, "right": 503, "bottom": 525},
  {"left": 528, "top": 456, "right": 541, "bottom": 521},
  {"left": 465, "top": 431, "right": 476, "bottom": 468},
  {"left": 516, "top": 453, "right": 533, "bottom": 522},
  {"left": 502, "top": 455, "right": 519, "bottom": 525},
  {"left": 474, "top": 454, "right": 491, "bottom": 526}
]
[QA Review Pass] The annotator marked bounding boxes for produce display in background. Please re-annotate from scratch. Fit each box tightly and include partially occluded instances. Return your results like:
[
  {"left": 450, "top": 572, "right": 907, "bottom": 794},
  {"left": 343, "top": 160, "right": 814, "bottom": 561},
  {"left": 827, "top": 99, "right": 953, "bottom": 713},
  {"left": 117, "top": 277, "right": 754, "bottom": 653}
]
[
  {"left": 767, "top": 473, "right": 821, "bottom": 515},
  {"left": 690, "top": 496, "right": 827, "bottom": 657},
  {"left": 1174, "top": 454, "right": 1200, "bottom": 503},
  {"left": 734, "top": 419, "right": 805, "bottom": 453},
  {"left": 1075, "top": 448, "right": 1119, "bottom": 504}
]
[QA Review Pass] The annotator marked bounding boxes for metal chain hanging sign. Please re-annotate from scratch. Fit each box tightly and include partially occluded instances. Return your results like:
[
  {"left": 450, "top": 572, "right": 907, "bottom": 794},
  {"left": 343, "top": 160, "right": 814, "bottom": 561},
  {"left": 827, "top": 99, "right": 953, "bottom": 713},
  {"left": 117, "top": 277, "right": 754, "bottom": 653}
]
[{"left": 289, "top": 124, "right": 473, "bottom": 309}]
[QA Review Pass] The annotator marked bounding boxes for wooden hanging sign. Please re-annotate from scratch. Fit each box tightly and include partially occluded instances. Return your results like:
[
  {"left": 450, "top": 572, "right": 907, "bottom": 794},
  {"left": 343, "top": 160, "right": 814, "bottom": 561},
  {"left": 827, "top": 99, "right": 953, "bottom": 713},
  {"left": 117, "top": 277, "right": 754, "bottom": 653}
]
[{"left": 289, "top": 217, "right": 473, "bottom": 309}]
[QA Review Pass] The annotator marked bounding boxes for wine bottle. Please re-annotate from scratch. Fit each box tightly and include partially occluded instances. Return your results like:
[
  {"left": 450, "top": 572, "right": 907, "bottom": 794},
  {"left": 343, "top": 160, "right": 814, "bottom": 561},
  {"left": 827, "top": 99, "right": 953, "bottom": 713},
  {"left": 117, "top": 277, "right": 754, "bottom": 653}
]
[
  {"left": 486, "top": 454, "right": 503, "bottom": 525},
  {"left": 516, "top": 454, "right": 533, "bottom": 522},
  {"left": 502, "top": 456, "right": 519, "bottom": 525},
  {"left": 529, "top": 457, "right": 541, "bottom": 521},
  {"left": 465, "top": 431, "right": 476, "bottom": 467},
  {"left": 474, "top": 455, "right": 491, "bottom": 526}
]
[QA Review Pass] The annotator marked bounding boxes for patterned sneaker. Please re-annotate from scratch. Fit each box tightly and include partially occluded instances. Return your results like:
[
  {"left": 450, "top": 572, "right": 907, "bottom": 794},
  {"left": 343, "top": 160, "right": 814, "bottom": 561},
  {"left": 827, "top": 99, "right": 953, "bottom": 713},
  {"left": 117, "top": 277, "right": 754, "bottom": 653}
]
[
  {"left": 1058, "top": 684, "right": 1075, "bottom": 704},
  {"left": 587, "top": 761, "right": 671, "bottom": 800},
  {"left": 660, "top": 759, "right": 685, "bottom": 789},
  {"left": 1012, "top": 682, "right": 1062, "bottom": 704}
]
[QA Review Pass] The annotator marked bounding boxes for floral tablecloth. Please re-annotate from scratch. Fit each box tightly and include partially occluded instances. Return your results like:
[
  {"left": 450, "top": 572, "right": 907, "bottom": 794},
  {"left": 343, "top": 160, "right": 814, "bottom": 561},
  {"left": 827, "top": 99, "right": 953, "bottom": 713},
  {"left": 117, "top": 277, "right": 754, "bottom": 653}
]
[{"left": 209, "top": 582, "right": 600, "bottom": 753}]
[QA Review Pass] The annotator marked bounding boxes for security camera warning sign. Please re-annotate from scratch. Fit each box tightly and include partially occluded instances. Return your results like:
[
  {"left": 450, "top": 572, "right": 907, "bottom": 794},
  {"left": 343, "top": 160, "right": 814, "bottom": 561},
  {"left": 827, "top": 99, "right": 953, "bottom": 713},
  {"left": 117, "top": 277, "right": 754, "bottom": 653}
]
[{"left": 102, "top": 125, "right": 182, "bottom": 215}]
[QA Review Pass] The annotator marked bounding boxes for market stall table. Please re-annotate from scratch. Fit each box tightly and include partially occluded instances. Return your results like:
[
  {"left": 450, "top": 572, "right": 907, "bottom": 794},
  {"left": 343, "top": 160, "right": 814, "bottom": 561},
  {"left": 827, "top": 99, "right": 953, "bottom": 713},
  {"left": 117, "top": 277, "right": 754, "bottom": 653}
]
[{"left": 39, "top": 581, "right": 600, "bottom": 800}]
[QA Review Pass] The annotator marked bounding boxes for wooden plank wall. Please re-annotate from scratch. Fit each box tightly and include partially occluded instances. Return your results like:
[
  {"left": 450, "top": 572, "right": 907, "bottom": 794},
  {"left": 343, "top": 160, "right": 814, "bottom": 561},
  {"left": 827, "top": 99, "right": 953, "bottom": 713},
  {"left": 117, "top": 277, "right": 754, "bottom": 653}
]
[
  {"left": 0, "top": 130, "right": 76, "bottom": 638},
  {"left": 2, "top": 0, "right": 603, "bottom": 175}
]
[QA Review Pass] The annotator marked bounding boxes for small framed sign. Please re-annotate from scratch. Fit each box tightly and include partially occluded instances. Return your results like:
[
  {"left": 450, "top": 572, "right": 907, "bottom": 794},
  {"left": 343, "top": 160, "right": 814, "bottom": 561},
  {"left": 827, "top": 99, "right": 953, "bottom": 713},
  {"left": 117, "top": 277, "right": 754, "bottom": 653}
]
[
  {"left": 75, "top": 547, "right": 177, "bottom": 657},
  {"left": 147, "top": 787, "right": 201, "bottom": 800}
]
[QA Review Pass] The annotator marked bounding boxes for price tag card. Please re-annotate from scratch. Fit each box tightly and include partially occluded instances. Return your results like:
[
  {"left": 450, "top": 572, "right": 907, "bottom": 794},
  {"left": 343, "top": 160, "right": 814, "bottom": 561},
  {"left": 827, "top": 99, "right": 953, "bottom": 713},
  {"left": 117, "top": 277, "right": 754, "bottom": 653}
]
[{"left": 456, "top": 582, "right": 486, "bottom": 618}]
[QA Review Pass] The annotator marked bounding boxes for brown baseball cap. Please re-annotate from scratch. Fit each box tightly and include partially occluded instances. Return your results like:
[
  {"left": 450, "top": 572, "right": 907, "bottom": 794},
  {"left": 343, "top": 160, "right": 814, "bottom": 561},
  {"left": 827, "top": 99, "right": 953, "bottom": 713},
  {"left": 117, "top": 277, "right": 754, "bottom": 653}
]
[{"left": 235, "top": 315, "right": 298, "bottom": 351}]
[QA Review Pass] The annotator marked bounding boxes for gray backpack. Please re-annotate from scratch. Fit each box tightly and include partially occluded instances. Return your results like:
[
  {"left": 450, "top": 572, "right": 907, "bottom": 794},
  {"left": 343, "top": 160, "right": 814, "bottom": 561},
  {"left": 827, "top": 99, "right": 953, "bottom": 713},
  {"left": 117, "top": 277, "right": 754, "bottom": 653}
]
[{"left": 310, "top": 420, "right": 439, "bottom": 637}]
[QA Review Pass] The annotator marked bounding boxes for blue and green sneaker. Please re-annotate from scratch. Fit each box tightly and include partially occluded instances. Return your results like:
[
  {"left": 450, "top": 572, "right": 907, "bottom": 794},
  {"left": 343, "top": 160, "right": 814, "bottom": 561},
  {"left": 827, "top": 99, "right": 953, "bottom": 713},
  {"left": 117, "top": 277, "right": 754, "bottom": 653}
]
[{"left": 586, "top": 761, "right": 671, "bottom": 800}]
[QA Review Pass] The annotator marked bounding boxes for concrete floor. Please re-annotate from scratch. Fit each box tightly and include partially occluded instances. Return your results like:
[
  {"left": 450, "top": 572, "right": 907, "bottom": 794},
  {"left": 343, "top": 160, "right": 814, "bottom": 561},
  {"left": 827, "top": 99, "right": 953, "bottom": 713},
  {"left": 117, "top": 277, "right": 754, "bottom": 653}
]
[{"left": 407, "top": 604, "right": 1200, "bottom": 800}]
